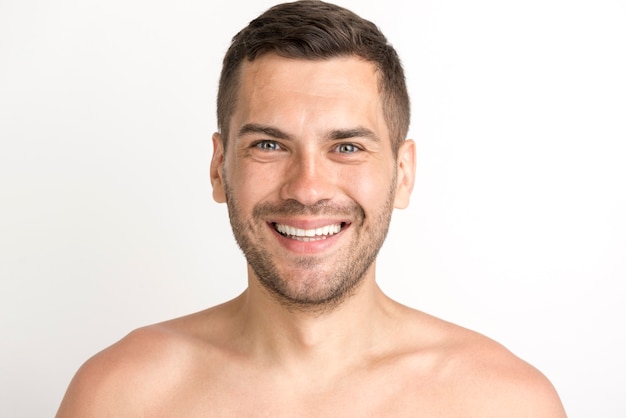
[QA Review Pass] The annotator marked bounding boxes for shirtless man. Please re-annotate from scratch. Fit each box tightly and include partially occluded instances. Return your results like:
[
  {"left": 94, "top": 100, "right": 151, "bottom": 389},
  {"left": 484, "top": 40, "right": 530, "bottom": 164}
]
[{"left": 57, "top": 1, "right": 566, "bottom": 416}]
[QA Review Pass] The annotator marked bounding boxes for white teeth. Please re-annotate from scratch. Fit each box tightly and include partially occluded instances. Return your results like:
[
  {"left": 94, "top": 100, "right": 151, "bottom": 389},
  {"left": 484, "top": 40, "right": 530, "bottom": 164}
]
[{"left": 275, "top": 223, "right": 342, "bottom": 239}]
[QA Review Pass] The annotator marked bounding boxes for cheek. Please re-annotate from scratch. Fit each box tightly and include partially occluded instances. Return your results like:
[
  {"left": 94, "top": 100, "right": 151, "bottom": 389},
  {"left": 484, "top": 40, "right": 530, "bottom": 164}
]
[
  {"left": 227, "top": 159, "right": 284, "bottom": 204},
  {"left": 339, "top": 164, "right": 395, "bottom": 210}
]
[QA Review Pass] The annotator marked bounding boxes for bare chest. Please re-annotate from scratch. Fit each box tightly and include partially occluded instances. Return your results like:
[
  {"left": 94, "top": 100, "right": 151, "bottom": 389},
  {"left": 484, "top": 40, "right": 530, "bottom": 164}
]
[{"left": 146, "top": 362, "right": 451, "bottom": 417}]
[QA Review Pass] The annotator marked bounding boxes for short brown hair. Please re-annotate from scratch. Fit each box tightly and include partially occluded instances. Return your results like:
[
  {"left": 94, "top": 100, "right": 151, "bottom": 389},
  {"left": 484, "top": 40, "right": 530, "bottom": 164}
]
[{"left": 217, "top": 0, "right": 410, "bottom": 155}]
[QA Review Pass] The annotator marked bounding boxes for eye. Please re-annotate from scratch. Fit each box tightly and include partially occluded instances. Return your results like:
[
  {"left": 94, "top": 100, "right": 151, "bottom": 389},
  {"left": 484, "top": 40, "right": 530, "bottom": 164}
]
[
  {"left": 254, "top": 140, "right": 282, "bottom": 151},
  {"left": 335, "top": 143, "right": 361, "bottom": 154}
]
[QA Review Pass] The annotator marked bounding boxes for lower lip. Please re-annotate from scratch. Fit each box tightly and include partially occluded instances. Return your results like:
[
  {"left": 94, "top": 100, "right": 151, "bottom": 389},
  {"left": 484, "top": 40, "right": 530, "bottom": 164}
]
[{"left": 269, "top": 223, "right": 347, "bottom": 255}]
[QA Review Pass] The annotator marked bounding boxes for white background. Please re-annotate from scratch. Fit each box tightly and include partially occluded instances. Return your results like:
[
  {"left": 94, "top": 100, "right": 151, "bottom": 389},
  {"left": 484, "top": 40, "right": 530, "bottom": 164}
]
[{"left": 1, "top": 0, "right": 625, "bottom": 416}]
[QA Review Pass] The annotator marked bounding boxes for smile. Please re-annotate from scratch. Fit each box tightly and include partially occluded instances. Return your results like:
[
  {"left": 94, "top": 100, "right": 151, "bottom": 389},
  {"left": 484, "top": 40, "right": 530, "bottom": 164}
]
[{"left": 273, "top": 223, "right": 344, "bottom": 242}]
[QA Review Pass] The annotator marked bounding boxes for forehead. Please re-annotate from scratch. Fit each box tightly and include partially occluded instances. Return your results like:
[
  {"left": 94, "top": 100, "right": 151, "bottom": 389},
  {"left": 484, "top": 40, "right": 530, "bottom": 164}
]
[
  {"left": 240, "top": 53, "right": 380, "bottom": 95},
  {"left": 231, "top": 54, "right": 388, "bottom": 139}
]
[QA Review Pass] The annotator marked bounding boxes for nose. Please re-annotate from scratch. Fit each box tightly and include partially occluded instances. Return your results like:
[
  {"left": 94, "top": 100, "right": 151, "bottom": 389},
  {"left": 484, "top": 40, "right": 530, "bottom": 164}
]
[{"left": 280, "top": 151, "right": 336, "bottom": 206}]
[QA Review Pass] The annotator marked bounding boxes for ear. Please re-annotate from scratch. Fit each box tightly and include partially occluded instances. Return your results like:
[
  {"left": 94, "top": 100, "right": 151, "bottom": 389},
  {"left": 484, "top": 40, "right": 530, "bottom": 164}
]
[
  {"left": 393, "top": 139, "right": 416, "bottom": 209},
  {"left": 210, "top": 132, "right": 226, "bottom": 203}
]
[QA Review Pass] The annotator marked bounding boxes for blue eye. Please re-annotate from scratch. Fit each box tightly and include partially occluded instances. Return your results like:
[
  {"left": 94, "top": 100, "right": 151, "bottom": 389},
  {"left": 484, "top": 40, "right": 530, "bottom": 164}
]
[
  {"left": 255, "top": 140, "right": 281, "bottom": 151},
  {"left": 336, "top": 143, "right": 359, "bottom": 153}
]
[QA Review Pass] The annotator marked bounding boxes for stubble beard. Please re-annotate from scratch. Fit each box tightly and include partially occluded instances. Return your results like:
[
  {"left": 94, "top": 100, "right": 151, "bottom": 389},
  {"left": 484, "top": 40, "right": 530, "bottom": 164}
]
[{"left": 223, "top": 175, "right": 396, "bottom": 314}]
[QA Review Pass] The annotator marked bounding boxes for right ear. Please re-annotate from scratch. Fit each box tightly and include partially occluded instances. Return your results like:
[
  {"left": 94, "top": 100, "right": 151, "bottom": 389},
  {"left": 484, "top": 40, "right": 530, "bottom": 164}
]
[{"left": 210, "top": 132, "right": 226, "bottom": 203}]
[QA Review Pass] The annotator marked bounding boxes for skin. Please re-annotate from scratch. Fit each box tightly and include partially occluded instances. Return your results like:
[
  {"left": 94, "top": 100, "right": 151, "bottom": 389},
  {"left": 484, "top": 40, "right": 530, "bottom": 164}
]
[
  {"left": 57, "top": 54, "right": 567, "bottom": 417},
  {"left": 219, "top": 54, "right": 402, "bottom": 313}
]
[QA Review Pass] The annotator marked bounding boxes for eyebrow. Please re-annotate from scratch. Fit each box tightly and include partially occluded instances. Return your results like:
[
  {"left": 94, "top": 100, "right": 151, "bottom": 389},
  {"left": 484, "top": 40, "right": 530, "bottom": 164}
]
[
  {"left": 326, "top": 127, "right": 380, "bottom": 143},
  {"left": 237, "top": 123, "right": 293, "bottom": 140},
  {"left": 236, "top": 123, "right": 380, "bottom": 143}
]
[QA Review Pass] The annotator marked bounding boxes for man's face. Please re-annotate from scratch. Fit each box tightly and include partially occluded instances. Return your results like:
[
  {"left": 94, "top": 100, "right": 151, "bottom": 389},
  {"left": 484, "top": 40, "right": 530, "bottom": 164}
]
[{"left": 211, "top": 54, "right": 414, "bottom": 311}]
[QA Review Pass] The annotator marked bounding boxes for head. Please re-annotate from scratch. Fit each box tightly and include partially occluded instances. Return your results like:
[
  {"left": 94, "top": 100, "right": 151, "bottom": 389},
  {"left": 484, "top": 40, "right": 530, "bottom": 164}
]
[
  {"left": 217, "top": 0, "right": 410, "bottom": 156},
  {"left": 211, "top": 1, "right": 416, "bottom": 312}
]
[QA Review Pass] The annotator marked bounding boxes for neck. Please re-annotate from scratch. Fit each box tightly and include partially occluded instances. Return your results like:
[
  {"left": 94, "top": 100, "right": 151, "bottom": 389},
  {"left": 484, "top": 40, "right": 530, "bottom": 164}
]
[{"left": 232, "top": 262, "right": 396, "bottom": 369}]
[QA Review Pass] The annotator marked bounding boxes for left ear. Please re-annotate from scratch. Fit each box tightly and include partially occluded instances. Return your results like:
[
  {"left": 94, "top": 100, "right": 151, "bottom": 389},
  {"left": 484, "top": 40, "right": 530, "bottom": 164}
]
[{"left": 393, "top": 139, "right": 416, "bottom": 209}]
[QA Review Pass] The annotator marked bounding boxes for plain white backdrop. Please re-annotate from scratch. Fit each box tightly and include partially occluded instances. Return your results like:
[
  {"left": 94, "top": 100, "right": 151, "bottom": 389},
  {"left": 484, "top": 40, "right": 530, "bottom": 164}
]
[{"left": 1, "top": 0, "right": 625, "bottom": 416}]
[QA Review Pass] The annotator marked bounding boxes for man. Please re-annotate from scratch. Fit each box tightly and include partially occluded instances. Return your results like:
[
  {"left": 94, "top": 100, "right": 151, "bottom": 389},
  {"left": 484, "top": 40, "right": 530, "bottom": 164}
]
[{"left": 57, "top": 1, "right": 566, "bottom": 416}]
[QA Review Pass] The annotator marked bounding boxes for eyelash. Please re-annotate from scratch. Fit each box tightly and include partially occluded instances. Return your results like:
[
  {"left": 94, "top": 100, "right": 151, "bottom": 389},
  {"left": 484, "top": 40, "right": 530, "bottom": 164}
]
[
  {"left": 253, "top": 140, "right": 282, "bottom": 151},
  {"left": 335, "top": 143, "right": 362, "bottom": 154},
  {"left": 251, "top": 140, "right": 363, "bottom": 154}
]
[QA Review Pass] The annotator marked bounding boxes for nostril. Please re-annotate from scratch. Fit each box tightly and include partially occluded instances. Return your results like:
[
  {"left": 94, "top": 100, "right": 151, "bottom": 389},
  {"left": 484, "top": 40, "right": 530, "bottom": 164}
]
[{"left": 280, "top": 166, "right": 336, "bottom": 205}]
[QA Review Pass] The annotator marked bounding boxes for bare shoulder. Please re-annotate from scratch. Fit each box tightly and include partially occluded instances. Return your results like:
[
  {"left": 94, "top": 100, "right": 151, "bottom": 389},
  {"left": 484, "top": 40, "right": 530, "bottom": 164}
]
[
  {"left": 398, "top": 308, "right": 567, "bottom": 417},
  {"left": 447, "top": 329, "right": 566, "bottom": 417},
  {"left": 56, "top": 304, "right": 235, "bottom": 417}
]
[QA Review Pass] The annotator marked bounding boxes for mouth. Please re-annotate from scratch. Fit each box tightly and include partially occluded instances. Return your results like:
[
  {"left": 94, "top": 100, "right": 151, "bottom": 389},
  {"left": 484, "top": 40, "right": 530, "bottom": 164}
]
[{"left": 272, "top": 222, "right": 347, "bottom": 242}]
